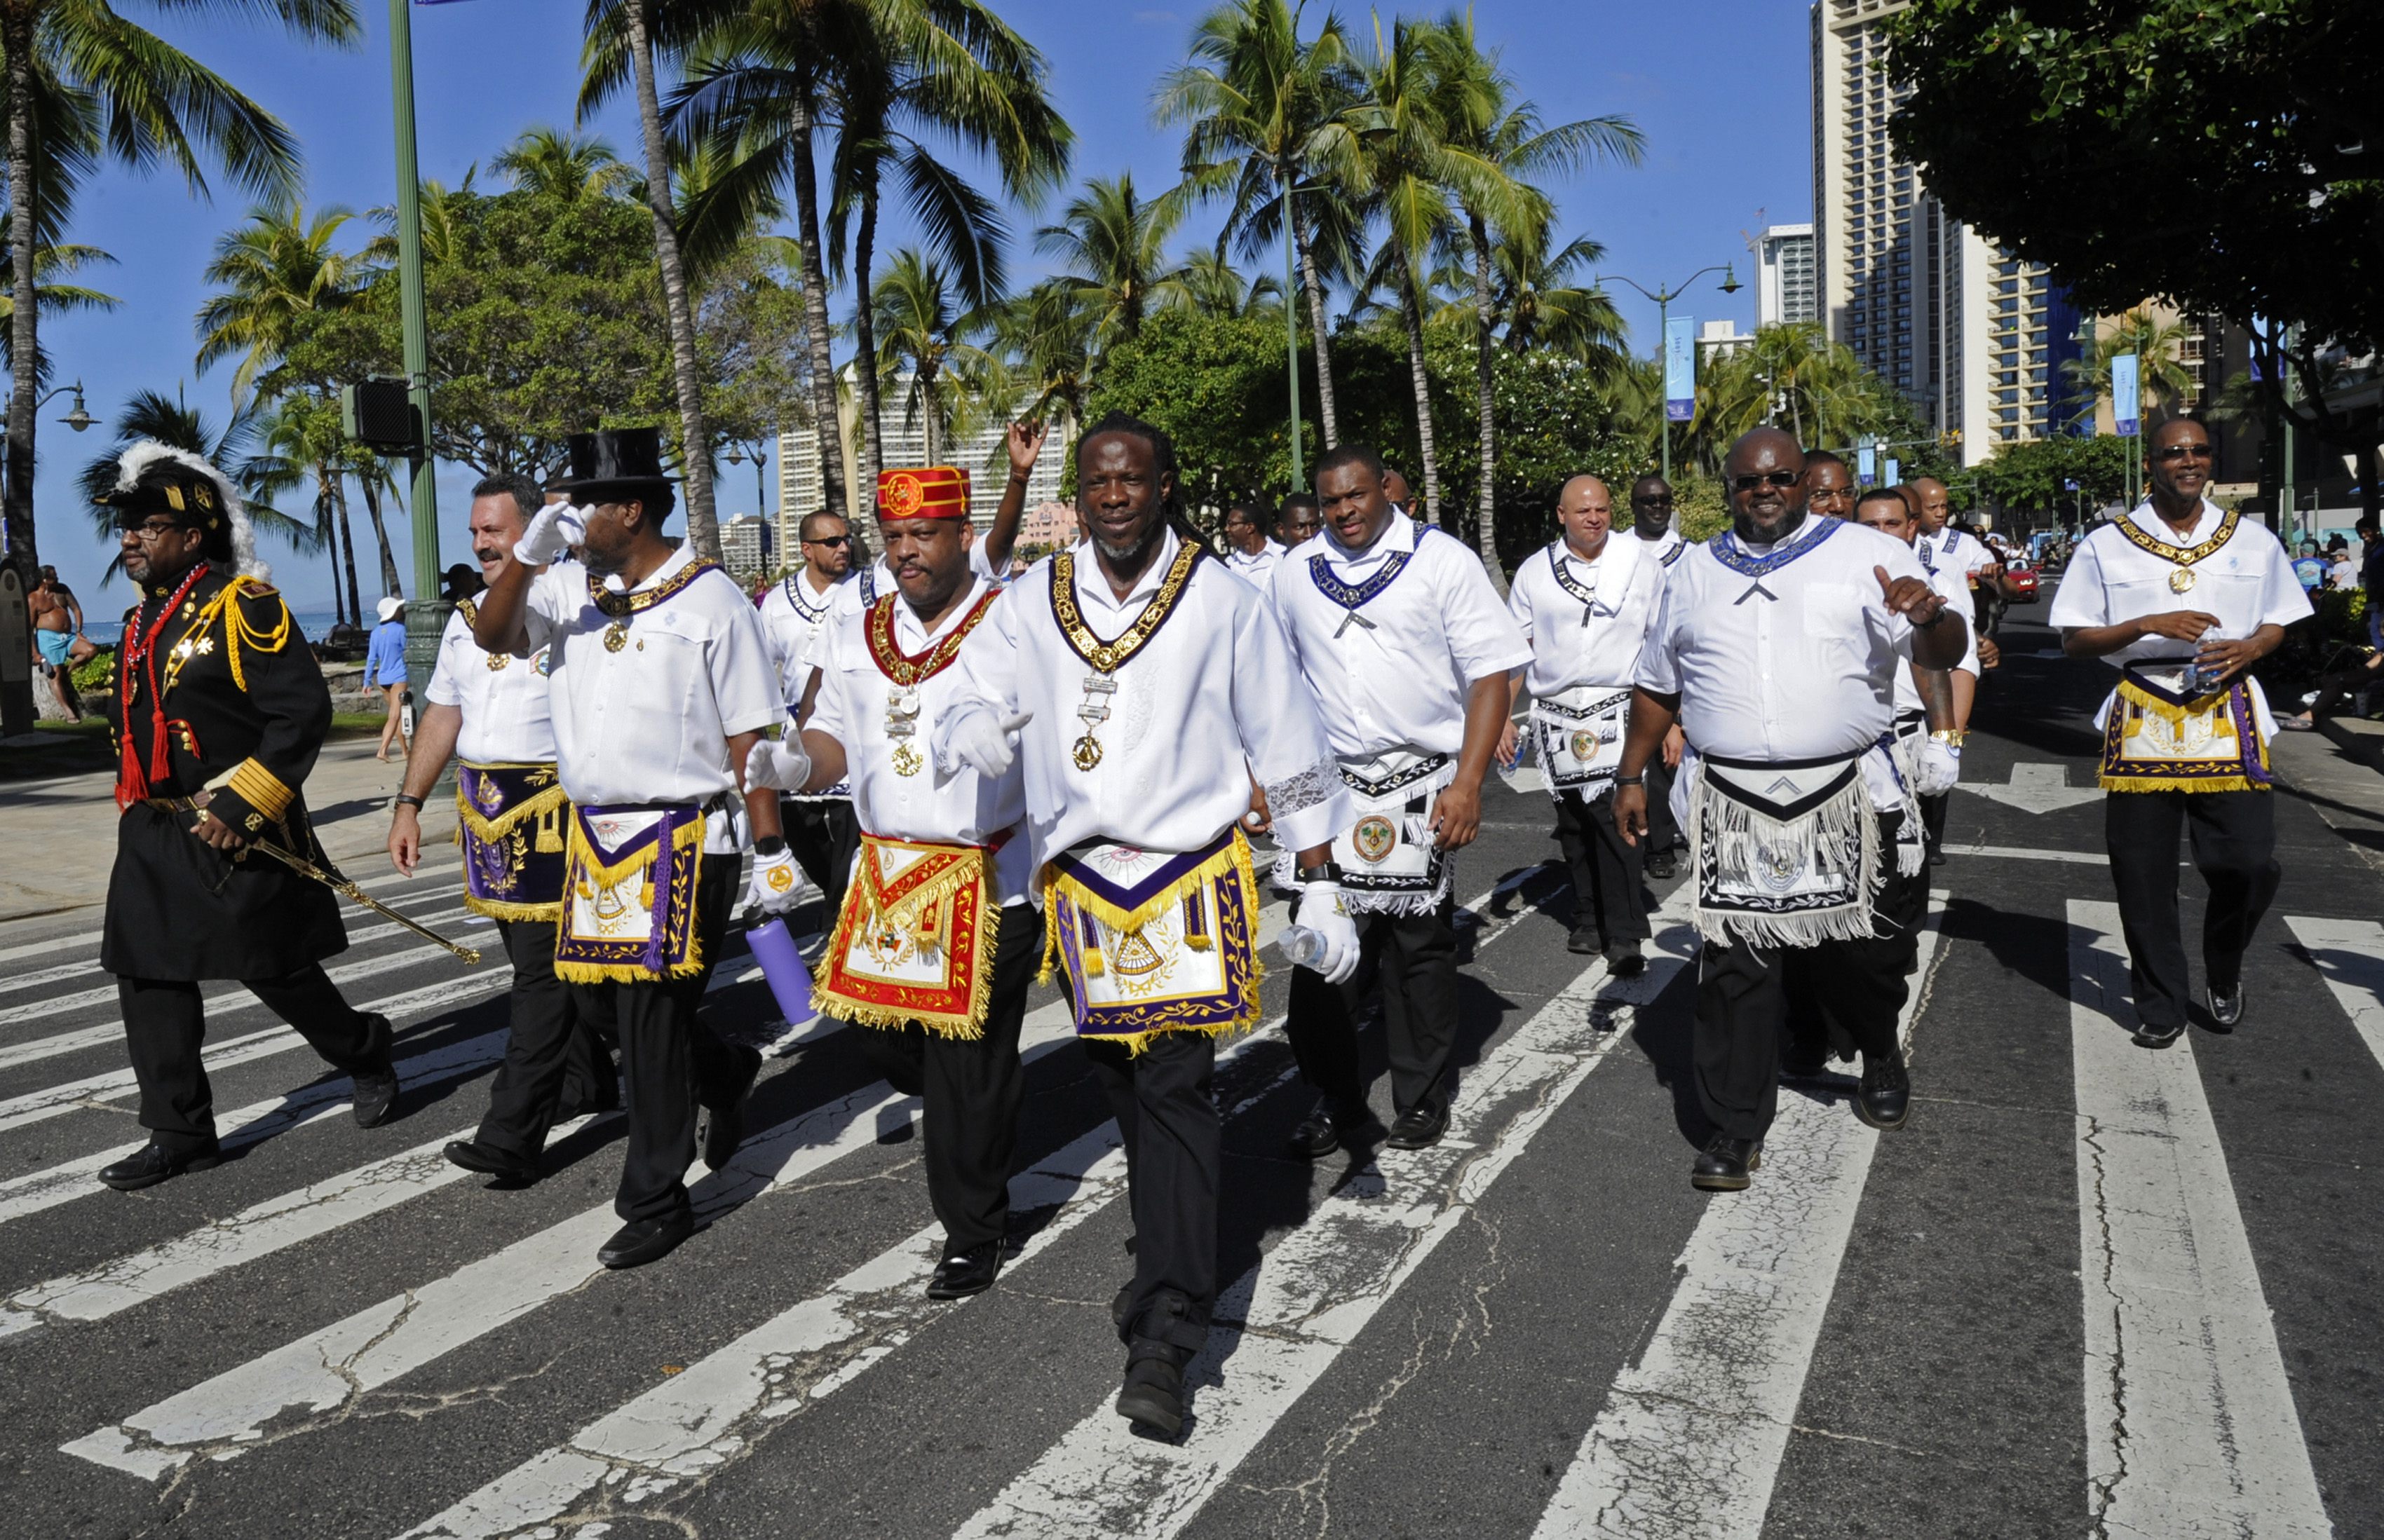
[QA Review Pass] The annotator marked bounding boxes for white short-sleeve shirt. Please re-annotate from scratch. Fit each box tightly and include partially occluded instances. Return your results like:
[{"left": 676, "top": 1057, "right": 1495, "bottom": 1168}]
[
  {"left": 2045, "top": 500, "right": 2311, "bottom": 667},
  {"left": 1506, "top": 535, "right": 1666, "bottom": 698},
  {"left": 425, "top": 587, "right": 560, "bottom": 765},
  {"left": 754, "top": 567, "right": 845, "bottom": 707},
  {"left": 1224, "top": 537, "right": 1285, "bottom": 591},
  {"left": 1918, "top": 526, "right": 1991, "bottom": 583}
]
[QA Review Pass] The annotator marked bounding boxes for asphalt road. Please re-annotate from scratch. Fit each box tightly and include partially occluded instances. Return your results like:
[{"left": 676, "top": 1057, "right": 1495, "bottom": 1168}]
[{"left": 0, "top": 585, "right": 2378, "bottom": 1540}]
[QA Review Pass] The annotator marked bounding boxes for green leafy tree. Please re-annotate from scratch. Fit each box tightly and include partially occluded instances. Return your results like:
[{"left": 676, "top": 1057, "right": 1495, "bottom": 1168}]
[
  {"left": 244, "top": 390, "right": 363, "bottom": 625},
  {"left": 492, "top": 125, "right": 638, "bottom": 200},
  {"left": 2061, "top": 306, "right": 2195, "bottom": 430},
  {"left": 696, "top": 236, "right": 812, "bottom": 461},
  {"left": 1972, "top": 432, "right": 2133, "bottom": 519},
  {"left": 194, "top": 200, "right": 361, "bottom": 405}
]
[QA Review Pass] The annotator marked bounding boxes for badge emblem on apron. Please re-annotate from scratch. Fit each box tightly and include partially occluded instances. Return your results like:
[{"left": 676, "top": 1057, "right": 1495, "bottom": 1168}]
[
  {"left": 1571, "top": 728, "right": 1600, "bottom": 762},
  {"left": 1353, "top": 815, "right": 1398, "bottom": 864}
]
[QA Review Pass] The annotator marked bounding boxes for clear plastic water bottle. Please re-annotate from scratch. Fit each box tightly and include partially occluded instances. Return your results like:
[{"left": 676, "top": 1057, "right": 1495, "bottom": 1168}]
[{"left": 1280, "top": 925, "right": 1328, "bottom": 969}]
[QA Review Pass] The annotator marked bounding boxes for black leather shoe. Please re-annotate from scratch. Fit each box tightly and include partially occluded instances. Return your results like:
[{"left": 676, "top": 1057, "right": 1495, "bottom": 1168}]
[
  {"left": 2132, "top": 1018, "right": 2185, "bottom": 1049},
  {"left": 2207, "top": 981, "right": 2244, "bottom": 1031},
  {"left": 928, "top": 1240, "right": 1003, "bottom": 1300},
  {"left": 597, "top": 1211, "right": 695, "bottom": 1269},
  {"left": 1691, "top": 1135, "right": 1761, "bottom": 1192},
  {"left": 702, "top": 1044, "right": 765, "bottom": 1171},
  {"left": 1386, "top": 1102, "right": 1448, "bottom": 1150},
  {"left": 1566, "top": 924, "right": 1600, "bottom": 955},
  {"left": 445, "top": 1140, "right": 540, "bottom": 1184},
  {"left": 350, "top": 1018, "right": 400, "bottom": 1128},
  {"left": 98, "top": 1140, "right": 222, "bottom": 1192},
  {"left": 1116, "top": 1338, "right": 1193, "bottom": 1438},
  {"left": 1927, "top": 846, "right": 1947, "bottom": 868},
  {"left": 1853, "top": 1052, "right": 1911, "bottom": 1131},
  {"left": 1289, "top": 1095, "right": 1374, "bottom": 1159},
  {"left": 1646, "top": 850, "right": 1677, "bottom": 880},
  {"left": 1604, "top": 941, "right": 1646, "bottom": 978}
]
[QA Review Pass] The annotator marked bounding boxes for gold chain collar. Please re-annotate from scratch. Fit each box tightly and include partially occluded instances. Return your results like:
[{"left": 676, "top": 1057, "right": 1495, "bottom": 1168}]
[{"left": 1048, "top": 538, "right": 1203, "bottom": 675}]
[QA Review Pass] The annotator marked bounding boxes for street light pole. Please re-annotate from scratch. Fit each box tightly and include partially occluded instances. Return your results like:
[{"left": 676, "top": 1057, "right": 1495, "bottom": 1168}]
[
  {"left": 388, "top": 0, "right": 446, "bottom": 689},
  {"left": 1593, "top": 265, "right": 1741, "bottom": 496}
]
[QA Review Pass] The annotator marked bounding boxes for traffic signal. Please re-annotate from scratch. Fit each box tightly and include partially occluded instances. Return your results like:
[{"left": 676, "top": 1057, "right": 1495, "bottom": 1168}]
[{"left": 342, "top": 379, "right": 421, "bottom": 456}]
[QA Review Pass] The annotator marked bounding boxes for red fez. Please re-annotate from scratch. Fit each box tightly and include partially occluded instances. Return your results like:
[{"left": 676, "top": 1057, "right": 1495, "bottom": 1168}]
[{"left": 876, "top": 465, "right": 970, "bottom": 520}]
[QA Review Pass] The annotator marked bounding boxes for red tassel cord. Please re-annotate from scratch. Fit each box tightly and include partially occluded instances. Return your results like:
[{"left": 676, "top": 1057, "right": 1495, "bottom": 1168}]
[{"left": 114, "top": 563, "right": 211, "bottom": 810}]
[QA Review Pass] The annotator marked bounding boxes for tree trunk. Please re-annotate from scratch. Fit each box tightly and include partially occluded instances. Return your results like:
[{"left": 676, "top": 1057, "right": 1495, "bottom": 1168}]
[
  {"left": 851, "top": 186, "right": 883, "bottom": 490},
  {"left": 921, "top": 364, "right": 942, "bottom": 468},
  {"left": 625, "top": 0, "right": 722, "bottom": 561},
  {"left": 1291, "top": 191, "right": 1340, "bottom": 450},
  {"left": 331, "top": 468, "right": 363, "bottom": 623},
  {"left": 359, "top": 475, "right": 402, "bottom": 597},
  {"left": 787, "top": 99, "right": 848, "bottom": 522},
  {"left": 4, "top": 9, "right": 41, "bottom": 581},
  {"left": 1468, "top": 214, "right": 1505, "bottom": 593},
  {"left": 1394, "top": 247, "right": 1442, "bottom": 529}
]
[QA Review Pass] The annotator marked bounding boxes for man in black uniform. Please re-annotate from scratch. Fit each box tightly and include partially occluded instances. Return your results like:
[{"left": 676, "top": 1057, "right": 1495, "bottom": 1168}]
[{"left": 97, "top": 444, "right": 400, "bottom": 1191}]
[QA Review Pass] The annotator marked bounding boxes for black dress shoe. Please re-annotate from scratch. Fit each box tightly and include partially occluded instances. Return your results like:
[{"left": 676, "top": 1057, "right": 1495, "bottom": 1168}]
[
  {"left": 597, "top": 1211, "right": 695, "bottom": 1269},
  {"left": 98, "top": 1140, "right": 222, "bottom": 1192},
  {"left": 1691, "top": 1134, "right": 1761, "bottom": 1192},
  {"left": 1566, "top": 924, "right": 1600, "bottom": 955},
  {"left": 1386, "top": 1102, "right": 1448, "bottom": 1150},
  {"left": 702, "top": 1044, "right": 765, "bottom": 1171},
  {"left": 350, "top": 1021, "right": 400, "bottom": 1129},
  {"left": 1853, "top": 1052, "right": 1911, "bottom": 1131},
  {"left": 1604, "top": 941, "right": 1646, "bottom": 978},
  {"left": 2207, "top": 981, "right": 2244, "bottom": 1031},
  {"left": 1111, "top": 1282, "right": 1133, "bottom": 1334},
  {"left": 445, "top": 1140, "right": 541, "bottom": 1184},
  {"left": 928, "top": 1240, "right": 1003, "bottom": 1300},
  {"left": 1646, "top": 850, "right": 1677, "bottom": 880},
  {"left": 2132, "top": 1018, "right": 2185, "bottom": 1049},
  {"left": 1116, "top": 1338, "right": 1193, "bottom": 1438},
  {"left": 1927, "top": 846, "right": 1947, "bottom": 868}
]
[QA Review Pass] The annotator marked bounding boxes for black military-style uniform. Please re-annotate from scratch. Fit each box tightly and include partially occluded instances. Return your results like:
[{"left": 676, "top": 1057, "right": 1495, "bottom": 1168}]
[{"left": 105, "top": 561, "right": 393, "bottom": 1154}]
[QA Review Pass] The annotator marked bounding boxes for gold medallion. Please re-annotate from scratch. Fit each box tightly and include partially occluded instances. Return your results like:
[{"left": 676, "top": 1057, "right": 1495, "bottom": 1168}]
[
  {"left": 1571, "top": 728, "right": 1600, "bottom": 762},
  {"left": 1353, "top": 815, "right": 1397, "bottom": 864},
  {"left": 1072, "top": 732, "right": 1104, "bottom": 772},
  {"left": 891, "top": 742, "right": 923, "bottom": 777},
  {"left": 603, "top": 620, "right": 629, "bottom": 653},
  {"left": 486, "top": 652, "right": 510, "bottom": 672},
  {"left": 2168, "top": 567, "right": 2196, "bottom": 594}
]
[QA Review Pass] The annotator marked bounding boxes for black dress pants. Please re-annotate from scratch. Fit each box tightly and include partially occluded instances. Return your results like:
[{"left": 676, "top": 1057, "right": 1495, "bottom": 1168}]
[
  {"left": 784, "top": 797, "right": 860, "bottom": 918},
  {"left": 116, "top": 965, "right": 388, "bottom": 1154},
  {"left": 1285, "top": 894, "right": 1459, "bottom": 1118},
  {"left": 1784, "top": 817, "right": 1931, "bottom": 1063},
  {"left": 1921, "top": 790, "right": 1950, "bottom": 859},
  {"left": 851, "top": 903, "right": 1044, "bottom": 1253},
  {"left": 2104, "top": 789, "right": 2279, "bottom": 1030},
  {"left": 1553, "top": 787, "right": 1651, "bottom": 947},
  {"left": 1644, "top": 757, "right": 1682, "bottom": 856},
  {"left": 475, "top": 918, "right": 615, "bottom": 1160},
  {"left": 1087, "top": 1027, "right": 1218, "bottom": 1352},
  {"left": 564, "top": 856, "right": 750, "bottom": 1223},
  {"left": 1698, "top": 815, "right": 1918, "bottom": 1143}
]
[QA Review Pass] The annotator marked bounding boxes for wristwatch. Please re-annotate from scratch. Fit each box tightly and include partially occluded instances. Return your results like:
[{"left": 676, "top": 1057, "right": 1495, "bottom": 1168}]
[
  {"left": 1928, "top": 729, "right": 1967, "bottom": 747},
  {"left": 754, "top": 836, "right": 788, "bottom": 857},
  {"left": 393, "top": 793, "right": 426, "bottom": 812},
  {"left": 1294, "top": 861, "right": 1344, "bottom": 885}
]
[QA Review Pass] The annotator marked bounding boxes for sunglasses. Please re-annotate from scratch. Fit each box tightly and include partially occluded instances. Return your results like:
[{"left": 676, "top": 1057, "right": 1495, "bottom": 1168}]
[
  {"left": 1728, "top": 470, "right": 1802, "bottom": 493},
  {"left": 2153, "top": 442, "right": 2214, "bottom": 463},
  {"left": 804, "top": 534, "right": 851, "bottom": 547}
]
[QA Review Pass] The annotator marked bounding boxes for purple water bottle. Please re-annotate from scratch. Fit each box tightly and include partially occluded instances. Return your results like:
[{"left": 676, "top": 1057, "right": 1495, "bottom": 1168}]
[{"left": 743, "top": 916, "right": 818, "bottom": 1028}]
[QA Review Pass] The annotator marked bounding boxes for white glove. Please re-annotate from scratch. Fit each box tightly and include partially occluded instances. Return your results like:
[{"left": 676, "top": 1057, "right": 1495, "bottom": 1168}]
[
  {"left": 745, "top": 737, "right": 812, "bottom": 794},
  {"left": 933, "top": 704, "right": 1031, "bottom": 781},
  {"left": 1914, "top": 737, "right": 1961, "bottom": 797},
  {"left": 1294, "top": 880, "right": 1362, "bottom": 985},
  {"left": 743, "top": 844, "right": 816, "bottom": 919},
  {"left": 514, "top": 502, "right": 587, "bottom": 567}
]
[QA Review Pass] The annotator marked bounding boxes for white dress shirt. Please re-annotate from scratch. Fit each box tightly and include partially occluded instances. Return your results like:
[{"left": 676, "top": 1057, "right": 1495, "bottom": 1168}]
[
  {"left": 1507, "top": 535, "right": 1665, "bottom": 697},
  {"left": 1266, "top": 515, "right": 1529, "bottom": 760},
  {"left": 425, "top": 581, "right": 562, "bottom": 765},
  {"left": 526, "top": 541, "right": 786, "bottom": 852},
  {"left": 1888, "top": 565, "right": 1982, "bottom": 715},
  {"left": 1637, "top": 514, "right": 1932, "bottom": 763},
  {"left": 954, "top": 529, "right": 1349, "bottom": 868},
  {"left": 754, "top": 566, "right": 845, "bottom": 707},
  {"left": 1635, "top": 527, "right": 1684, "bottom": 566},
  {"left": 1224, "top": 537, "right": 1285, "bottom": 591},
  {"left": 1917, "top": 526, "right": 1991, "bottom": 582},
  {"left": 806, "top": 575, "right": 1032, "bottom": 904}
]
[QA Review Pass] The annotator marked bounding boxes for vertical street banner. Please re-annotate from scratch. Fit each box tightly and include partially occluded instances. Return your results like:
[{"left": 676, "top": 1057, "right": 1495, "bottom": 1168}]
[
  {"left": 1857, "top": 442, "right": 1877, "bottom": 487},
  {"left": 1664, "top": 316, "right": 1695, "bottom": 423},
  {"left": 1884, "top": 456, "right": 1901, "bottom": 489},
  {"left": 2111, "top": 353, "right": 2140, "bottom": 437}
]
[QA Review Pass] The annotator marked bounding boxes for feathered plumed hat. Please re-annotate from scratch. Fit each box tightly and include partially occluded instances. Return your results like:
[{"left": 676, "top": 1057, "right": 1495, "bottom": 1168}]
[{"left": 96, "top": 441, "right": 268, "bottom": 582}]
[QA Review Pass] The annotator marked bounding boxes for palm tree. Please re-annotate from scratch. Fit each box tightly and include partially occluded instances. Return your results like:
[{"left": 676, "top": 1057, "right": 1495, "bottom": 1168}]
[
  {"left": 2064, "top": 306, "right": 2195, "bottom": 428},
  {"left": 1689, "top": 325, "right": 1885, "bottom": 470},
  {"left": 1158, "top": 0, "right": 1354, "bottom": 447},
  {"left": 1426, "top": 12, "right": 1641, "bottom": 584},
  {"left": 194, "top": 200, "right": 360, "bottom": 405},
  {"left": 245, "top": 391, "right": 358, "bottom": 626},
  {"left": 5, "top": 0, "right": 358, "bottom": 580},
  {"left": 1035, "top": 172, "right": 1193, "bottom": 381},
  {"left": 1181, "top": 247, "right": 1284, "bottom": 319},
  {"left": 990, "top": 277, "right": 1093, "bottom": 428},
  {"left": 77, "top": 388, "right": 310, "bottom": 586},
  {"left": 0, "top": 238, "right": 118, "bottom": 371},
  {"left": 580, "top": 0, "right": 724, "bottom": 561},
  {"left": 1431, "top": 224, "right": 1623, "bottom": 362},
  {"left": 870, "top": 247, "right": 999, "bottom": 468},
  {"left": 494, "top": 125, "right": 638, "bottom": 200}
]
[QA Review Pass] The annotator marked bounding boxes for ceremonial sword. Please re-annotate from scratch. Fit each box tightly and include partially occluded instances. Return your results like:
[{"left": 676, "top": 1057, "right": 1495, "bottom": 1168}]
[{"left": 244, "top": 838, "right": 485, "bottom": 965}]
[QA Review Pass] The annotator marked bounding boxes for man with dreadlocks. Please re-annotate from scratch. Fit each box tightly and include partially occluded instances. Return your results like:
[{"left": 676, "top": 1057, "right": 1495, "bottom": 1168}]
[
  {"left": 937, "top": 411, "right": 1353, "bottom": 1440},
  {"left": 95, "top": 444, "right": 401, "bottom": 1191}
]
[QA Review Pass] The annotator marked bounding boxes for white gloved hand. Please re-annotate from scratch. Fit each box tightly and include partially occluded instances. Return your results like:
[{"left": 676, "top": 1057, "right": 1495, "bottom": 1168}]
[
  {"left": 1914, "top": 737, "right": 1962, "bottom": 797},
  {"left": 1294, "top": 880, "right": 1362, "bottom": 985},
  {"left": 514, "top": 502, "right": 587, "bottom": 567},
  {"left": 743, "top": 844, "right": 816, "bottom": 919},
  {"left": 744, "top": 736, "right": 813, "bottom": 794},
  {"left": 933, "top": 704, "right": 1031, "bottom": 781}
]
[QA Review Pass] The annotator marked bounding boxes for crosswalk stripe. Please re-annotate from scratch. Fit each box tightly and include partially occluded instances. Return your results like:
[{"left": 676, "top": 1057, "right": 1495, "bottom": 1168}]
[
  {"left": 1531, "top": 897, "right": 1945, "bottom": 1540},
  {"left": 0, "top": 859, "right": 457, "bottom": 971},
  {"left": 2068, "top": 900, "right": 2332, "bottom": 1539},
  {"left": 2284, "top": 915, "right": 2384, "bottom": 1072},
  {"left": 954, "top": 924, "right": 1690, "bottom": 1540}
]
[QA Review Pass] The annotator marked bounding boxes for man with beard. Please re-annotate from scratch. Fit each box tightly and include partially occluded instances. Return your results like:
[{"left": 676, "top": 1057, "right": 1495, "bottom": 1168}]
[
  {"left": 937, "top": 411, "right": 1353, "bottom": 1440},
  {"left": 1616, "top": 429, "right": 1962, "bottom": 1191},
  {"left": 473, "top": 429, "right": 795, "bottom": 1269},
  {"left": 1269, "top": 444, "right": 1529, "bottom": 1156},
  {"left": 746, "top": 466, "right": 1034, "bottom": 1302},
  {"left": 389, "top": 473, "right": 616, "bottom": 1183},
  {"left": 1276, "top": 492, "right": 1322, "bottom": 550},
  {"left": 1505, "top": 474, "right": 1664, "bottom": 968},
  {"left": 2048, "top": 416, "right": 2308, "bottom": 1044},
  {"left": 96, "top": 444, "right": 400, "bottom": 1190},
  {"left": 1626, "top": 474, "right": 1688, "bottom": 878}
]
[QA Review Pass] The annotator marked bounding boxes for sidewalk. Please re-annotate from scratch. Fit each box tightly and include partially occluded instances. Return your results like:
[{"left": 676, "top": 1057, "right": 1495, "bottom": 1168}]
[
  {"left": 0, "top": 740, "right": 456, "bottom": 923},
  {"left": 2269, "top": 721, "right": 2384, "bottom": 878}
]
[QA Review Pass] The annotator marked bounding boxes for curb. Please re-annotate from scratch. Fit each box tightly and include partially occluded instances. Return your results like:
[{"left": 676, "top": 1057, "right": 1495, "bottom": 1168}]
[{"left": 2315, "top": 714, "right": 2384, "bottom": 775}]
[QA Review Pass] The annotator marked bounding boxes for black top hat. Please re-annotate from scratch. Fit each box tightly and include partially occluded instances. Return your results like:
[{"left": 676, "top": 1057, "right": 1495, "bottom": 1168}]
[{"left": 547, "top": 428, "right": 679, "bottom": 498}]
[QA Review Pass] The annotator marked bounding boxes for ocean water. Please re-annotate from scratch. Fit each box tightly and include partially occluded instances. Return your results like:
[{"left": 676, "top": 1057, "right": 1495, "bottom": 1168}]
[{"left": 78, "top": 608, "right": 348, "bottom": 648}]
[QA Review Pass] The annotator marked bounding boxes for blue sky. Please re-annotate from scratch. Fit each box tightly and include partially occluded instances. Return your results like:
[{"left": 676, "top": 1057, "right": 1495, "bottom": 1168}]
[{"left": 36, "top": 0, "right": 1810, "bottom": 612}]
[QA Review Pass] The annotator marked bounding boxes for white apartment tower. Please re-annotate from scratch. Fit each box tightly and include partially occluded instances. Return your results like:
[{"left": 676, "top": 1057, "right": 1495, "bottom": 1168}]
[
  {"left": 1756, "top": 224, "right": 1816, "bottom": 328},
  {"left": 1812, "top": 1, "right": 2085, "bottom": 465}
]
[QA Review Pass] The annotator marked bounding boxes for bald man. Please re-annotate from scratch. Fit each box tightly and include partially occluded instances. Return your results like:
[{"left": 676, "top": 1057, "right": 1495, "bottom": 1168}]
[{"left": 1505, "top": 475, "right": 1665, "bottom": 967}]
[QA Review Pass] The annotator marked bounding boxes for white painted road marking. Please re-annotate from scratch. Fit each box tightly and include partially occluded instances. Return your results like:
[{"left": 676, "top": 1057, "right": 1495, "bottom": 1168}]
[
  {"left": 1958, "top": 761, "right": 2103, "bottom": 814},
  {"left": 2069, "top": 900, "right": 2332, "bottom": 1539},
  {"left": 1531, "top": 898, "right": 1944, "bottom": 1540},
  {"left": 2284, "top": 915, "right": 2384, "bottom": 1074}
]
